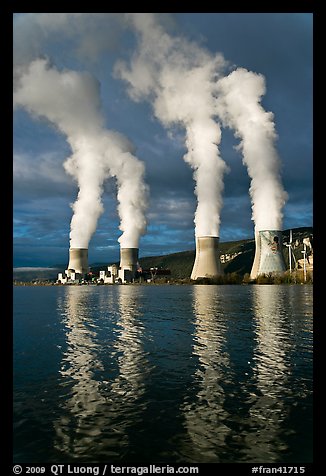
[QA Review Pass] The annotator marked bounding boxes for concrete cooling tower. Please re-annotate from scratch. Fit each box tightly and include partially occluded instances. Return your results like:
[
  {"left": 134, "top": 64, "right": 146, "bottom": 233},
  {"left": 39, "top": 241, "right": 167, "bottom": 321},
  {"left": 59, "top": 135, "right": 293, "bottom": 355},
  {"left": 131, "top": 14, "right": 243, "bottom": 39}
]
[
  {"left": 119, "top": 247, "right": 139, "bottom": 282},
  {"left": 66, "top": 248, "right": 88, "bottom": 276},
  {"left": 250, "top": 230, "right": 286, "bottom": 279},
  {"left": 191, "top": 236, "right": 222, "bottom": 280},
  {"left": 120, "top": 247, "right": 139, "bottom": 271}
]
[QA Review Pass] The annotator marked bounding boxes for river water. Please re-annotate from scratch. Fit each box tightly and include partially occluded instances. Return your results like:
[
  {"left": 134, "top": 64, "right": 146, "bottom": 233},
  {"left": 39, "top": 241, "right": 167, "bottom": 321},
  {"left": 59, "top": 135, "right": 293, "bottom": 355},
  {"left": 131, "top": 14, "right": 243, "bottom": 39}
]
[{"left": 13, "top": 284, "right": 313, "bottom": 463}]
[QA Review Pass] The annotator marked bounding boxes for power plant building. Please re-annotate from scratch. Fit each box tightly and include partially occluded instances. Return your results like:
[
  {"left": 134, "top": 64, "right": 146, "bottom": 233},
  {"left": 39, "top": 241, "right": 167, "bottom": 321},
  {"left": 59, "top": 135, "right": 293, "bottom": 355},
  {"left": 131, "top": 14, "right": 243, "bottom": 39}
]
[
  {"left": 98, "top": 248, "right": 139, "bottom": 284},
  {"left": 99, "top": 264, "right": 119, "bottom": 284}
]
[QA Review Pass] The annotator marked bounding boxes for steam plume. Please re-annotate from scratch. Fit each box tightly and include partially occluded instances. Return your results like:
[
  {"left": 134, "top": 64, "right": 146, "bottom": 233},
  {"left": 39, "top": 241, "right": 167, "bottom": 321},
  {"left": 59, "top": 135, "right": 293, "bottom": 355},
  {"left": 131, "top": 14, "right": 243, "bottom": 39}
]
[
  {"left": 14, "top": 14, "right": 288, "bottom": 247},
  {"left": 13, "top": 58, "right": 148, "bottom": 248},
  {"left": 115, "top": 13, "right": 228, "bottom": 237},
  {"left": 13, "top": 13, "right": 126, "bottom": 71},
  {"left": 215, "top": 68, "right": 288, "bottom": 231}
]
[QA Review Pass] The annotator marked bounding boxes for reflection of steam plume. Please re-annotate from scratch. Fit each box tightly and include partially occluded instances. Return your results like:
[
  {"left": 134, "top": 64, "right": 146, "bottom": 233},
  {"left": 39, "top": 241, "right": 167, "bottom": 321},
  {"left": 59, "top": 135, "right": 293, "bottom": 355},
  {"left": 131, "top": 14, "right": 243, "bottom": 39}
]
[
  {"left": 55, "top": 286, "right": 148, "bottom": 459},
  {"left": 215, "top": 68, "right": 288, "bottom": 232},
  {"left": 55, "top": 287, "right": 107, "bottom": 457},
  {"left": 243, "top": 286, "right": 292, "bottom": 462},
  {"left": 14, "top": 59, "right": 148, "bottom": 250},
  {"left": 106, "top": 286, "right": 150, "bottom": 454},
  {"left": 115, "top": 13, "right": 228, "bottom": 238},
  {"left": 180, "top": 286, "right": 230, "bottom": 462},
  {"left": 112, "top": 287, "right": 149, "bottom": 402}
]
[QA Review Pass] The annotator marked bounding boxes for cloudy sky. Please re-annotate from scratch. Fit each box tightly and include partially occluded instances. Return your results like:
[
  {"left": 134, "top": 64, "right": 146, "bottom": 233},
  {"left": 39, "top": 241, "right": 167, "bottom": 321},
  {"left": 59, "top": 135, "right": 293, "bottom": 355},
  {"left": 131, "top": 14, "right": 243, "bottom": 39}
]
[{"left": 13, "top": 13, "right": 313, "bottom": 268}]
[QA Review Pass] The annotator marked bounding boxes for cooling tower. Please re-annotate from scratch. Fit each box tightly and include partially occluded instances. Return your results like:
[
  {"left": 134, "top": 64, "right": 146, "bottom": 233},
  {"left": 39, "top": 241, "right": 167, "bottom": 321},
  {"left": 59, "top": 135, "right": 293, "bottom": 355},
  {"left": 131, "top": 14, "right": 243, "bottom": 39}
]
[
  {"left": 191, "top": 236, "right": 222, "bottom": 280},
  {"left": 67, "top": 248, "right": 88, "bottom": 276},
  {"left": 250, "top": 230, "right": 286, "bottom": 279},
  {"left": 120, "top": 247, "right": 139, "bottom": 273}
]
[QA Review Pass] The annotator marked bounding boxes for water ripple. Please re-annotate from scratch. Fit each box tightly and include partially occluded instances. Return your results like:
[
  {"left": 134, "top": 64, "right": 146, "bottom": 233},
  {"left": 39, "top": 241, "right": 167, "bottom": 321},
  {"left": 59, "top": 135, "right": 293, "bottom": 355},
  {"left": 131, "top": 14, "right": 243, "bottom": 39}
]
[{"left": 14, "top": 284, "right": 313, "bottom": 463}]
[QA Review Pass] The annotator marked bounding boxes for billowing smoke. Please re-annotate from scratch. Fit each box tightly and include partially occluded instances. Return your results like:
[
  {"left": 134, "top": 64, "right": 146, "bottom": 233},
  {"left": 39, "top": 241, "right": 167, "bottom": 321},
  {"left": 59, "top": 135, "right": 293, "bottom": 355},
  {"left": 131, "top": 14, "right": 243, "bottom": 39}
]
[
  {"left": 13, "top": 13, "right": 126, "bottom": 72},
  {"left": 13, "top": 12, "right": 149, "bottom": 250},
  {"left": 215, "top": 68, "right": 288, "bottom": 231},
  {"left": 115, "top": 13, "right": 229, "bottom": 237},
  {"left": 13, "top": 58, "right": 148, "bottom": 249},
  {"left": 14, "top": 13, "right": 288, "bottom": 250}
]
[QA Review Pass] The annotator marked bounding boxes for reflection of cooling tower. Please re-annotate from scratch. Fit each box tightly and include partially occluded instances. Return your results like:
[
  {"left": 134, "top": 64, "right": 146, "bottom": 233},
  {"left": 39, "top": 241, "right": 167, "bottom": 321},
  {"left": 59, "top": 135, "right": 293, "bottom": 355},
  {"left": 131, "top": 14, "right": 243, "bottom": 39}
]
[
  {"left": 250, "top": 230, "right": 286, "bottom": 279},
  {"left": 120, "top": 248, "right": 139, "bottom": 273},
  {"left": 191, "top": 236, "right": 222, "bottom": 280},
  {"left": 67, "top": 248, "right": 88, "bottom": 275}
]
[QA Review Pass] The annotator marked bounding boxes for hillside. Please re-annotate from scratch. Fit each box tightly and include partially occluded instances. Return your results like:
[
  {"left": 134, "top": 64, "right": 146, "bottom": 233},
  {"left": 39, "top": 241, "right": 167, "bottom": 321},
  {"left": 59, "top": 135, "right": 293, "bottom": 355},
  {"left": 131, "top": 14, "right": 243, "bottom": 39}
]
[
  {"left": 13, "top": 267, "right": 62, "bottom": 283},
  {"left": 13, "top": 226, "right": 313, "bottom": 282}
]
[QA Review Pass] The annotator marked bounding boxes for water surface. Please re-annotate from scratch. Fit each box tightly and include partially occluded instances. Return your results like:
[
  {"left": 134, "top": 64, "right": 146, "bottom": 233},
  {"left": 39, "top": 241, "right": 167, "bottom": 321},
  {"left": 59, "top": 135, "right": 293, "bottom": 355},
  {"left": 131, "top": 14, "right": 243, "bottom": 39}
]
[{"left": 13, "top": 284, "right": 313, "bottom": 463}]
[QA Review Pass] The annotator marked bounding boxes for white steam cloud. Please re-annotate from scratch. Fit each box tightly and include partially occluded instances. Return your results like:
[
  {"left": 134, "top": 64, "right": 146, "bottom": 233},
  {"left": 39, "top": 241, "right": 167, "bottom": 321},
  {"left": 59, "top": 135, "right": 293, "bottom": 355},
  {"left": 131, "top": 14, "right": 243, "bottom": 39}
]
[
  {"left": 115, "top": 13, "right": 229, "bottom": 237},
  {"left": 14, "top": 13, "right": 288, "bottom": 251},
  {"left": 13, "top": 13, "right": 126, "bottom": 71},
  {"left": 215, "top": 68, "right": 288, "bottom": 231},
  {"left": 13, "top": 12, "right": 149, "bottom": 250},
  {"left": 13, "top": 58, "right": 148, "bottom": 248}
]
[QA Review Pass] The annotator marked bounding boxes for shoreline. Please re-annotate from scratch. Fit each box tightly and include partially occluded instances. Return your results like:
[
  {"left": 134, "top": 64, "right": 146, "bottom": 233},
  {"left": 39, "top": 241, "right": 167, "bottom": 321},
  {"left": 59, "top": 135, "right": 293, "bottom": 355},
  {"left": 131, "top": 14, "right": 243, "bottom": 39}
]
[{"left": 13, "top": 280, "right": 313, "bottom": 287}]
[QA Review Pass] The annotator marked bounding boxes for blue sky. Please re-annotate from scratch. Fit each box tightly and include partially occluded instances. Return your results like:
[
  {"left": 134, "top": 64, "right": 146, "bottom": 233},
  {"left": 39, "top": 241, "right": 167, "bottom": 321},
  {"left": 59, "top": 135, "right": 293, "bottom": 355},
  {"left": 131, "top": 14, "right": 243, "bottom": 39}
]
[{"left": 13, "top": 13, "right": 313, "bottom": 268}]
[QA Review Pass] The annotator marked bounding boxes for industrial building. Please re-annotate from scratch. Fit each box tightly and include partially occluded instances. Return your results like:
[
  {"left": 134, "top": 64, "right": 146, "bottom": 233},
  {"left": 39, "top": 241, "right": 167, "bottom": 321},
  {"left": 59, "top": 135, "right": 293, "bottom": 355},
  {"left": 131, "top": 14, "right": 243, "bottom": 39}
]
[{"left": 98, "top": 264, "right": 119, "bottom": 284}]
